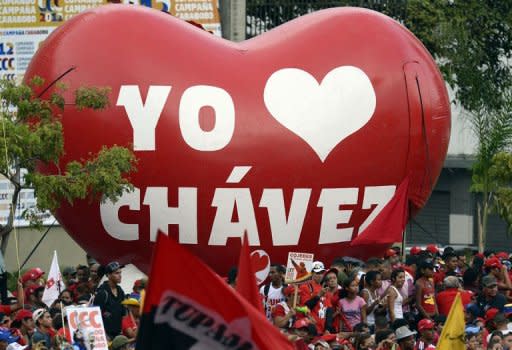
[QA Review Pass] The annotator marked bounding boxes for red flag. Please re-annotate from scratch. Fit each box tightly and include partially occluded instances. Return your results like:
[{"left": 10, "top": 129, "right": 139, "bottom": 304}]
[
  {"left": 236, "top": 232, "right": 264, "bottom": 313},
  {"left": 350, "top": 177, "right": 409, "bottom": 246},
  {"left": 136, "top": 233, "right": 293, "bottom": 350}
]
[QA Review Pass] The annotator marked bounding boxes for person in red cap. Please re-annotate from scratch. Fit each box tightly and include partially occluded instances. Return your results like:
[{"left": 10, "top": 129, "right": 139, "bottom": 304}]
[
  {"left": 485, "top": 257, "right": 512, "bottom": 299},
  {"left": 12, "top": 309, "right": 34, "bottom": 346},
  {"left": 410, "top": 246, "right": 422, "bottom": 256},
  {"left": 425, "top": 244, "right": 439, "bottom": 256},
  {"left": 414, "top": 319, "right": 436, "bottom": 350},
  {"left": 384, "top": 249, "right": 400, "bottom": 267},
  {"left": 21, "top": 268, "right": 44, "bottom": 288}
]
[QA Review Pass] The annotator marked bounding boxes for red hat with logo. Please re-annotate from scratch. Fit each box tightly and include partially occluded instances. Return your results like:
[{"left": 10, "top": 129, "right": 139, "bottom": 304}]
[
  {"left": 485, "top": 257, "right": 503, "bottom": 269},
  {"left": 14, "top": 309, "right": 33, "bottom": 322},
  {"left": 418, "top": 318, "right": 435, "bottom": 332},
  {"left": 410, "top": 246, "right": 422, "bottom": 255},
  {"left": 426, "top": 244, "right": 439, "bottom": 254},
  {"left": 384, "top": 249, "right": 397, "bottom": 258},
  {"left": 21, "top": 268, "right": 44, "bottom": 284}
]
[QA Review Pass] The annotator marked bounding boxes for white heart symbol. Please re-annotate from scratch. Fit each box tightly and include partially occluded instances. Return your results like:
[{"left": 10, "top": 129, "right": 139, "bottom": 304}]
[{"left": 264, "top": 66, "right": 376, "bottom": 162}]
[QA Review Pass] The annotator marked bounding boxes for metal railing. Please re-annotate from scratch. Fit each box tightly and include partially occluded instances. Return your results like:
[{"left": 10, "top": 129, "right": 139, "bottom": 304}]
[{"left": 246, "top": 0, "right": 407, "bottom": 38}]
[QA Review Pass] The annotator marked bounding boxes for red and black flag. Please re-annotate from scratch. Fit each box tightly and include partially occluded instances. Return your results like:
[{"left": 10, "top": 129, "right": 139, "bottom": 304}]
[{"left": 136, "top": 233, "right": 294, "bottom": 350}]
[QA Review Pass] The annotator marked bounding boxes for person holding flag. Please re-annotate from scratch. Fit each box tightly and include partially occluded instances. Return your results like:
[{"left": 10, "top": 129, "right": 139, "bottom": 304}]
[
  {"left": 136, "top": 232, "right": 294, "bottom": 349},
  {"left": 437, "top": 293, "right": 465, "bottom": 350}
]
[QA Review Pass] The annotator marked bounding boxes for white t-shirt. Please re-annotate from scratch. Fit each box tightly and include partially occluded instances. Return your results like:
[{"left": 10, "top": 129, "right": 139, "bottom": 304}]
[{"left": 260, "top": 284, "right": 285, "bottom": 320}]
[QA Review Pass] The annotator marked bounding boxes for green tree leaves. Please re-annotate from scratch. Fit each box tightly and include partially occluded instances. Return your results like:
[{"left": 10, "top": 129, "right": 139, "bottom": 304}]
[{"left": 0, "top": 77, "right": 136, "bottom": 251}]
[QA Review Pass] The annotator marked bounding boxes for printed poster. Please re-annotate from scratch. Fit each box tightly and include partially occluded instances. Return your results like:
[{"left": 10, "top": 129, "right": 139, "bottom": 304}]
[
  {"left": 66, "top": 306, "right": 109, "bottom": 350},
  {"left": 285, "top": 251, "right": 314, "bottom": 283}
]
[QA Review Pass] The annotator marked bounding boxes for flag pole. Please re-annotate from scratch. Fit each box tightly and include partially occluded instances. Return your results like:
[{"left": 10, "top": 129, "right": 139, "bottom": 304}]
[{"left": 401, "top": 228, "right": 406, "bottom": 263}]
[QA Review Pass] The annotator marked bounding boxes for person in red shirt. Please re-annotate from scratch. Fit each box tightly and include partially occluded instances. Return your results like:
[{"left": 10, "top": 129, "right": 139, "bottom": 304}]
[
  {"left": 271, "top": 285, "right": 302, "bottom": 330},
  {"left": 414, "top": 318, "right": 436, "bottom": 350},
  {"left": 121, "top": 298, "right": 140, "bottom": 340},
  {"left": 415, "top": 259, "right": 438, "bottom": 320},
  {"left": 435, "top": 276, "right": 473, "bottom": 316},
  {"left": 323, "top": 268, "right": 340, "bottom": 333},
  {"left": 299, "top": 261, "right": 331, "bottom": 334},
  {"left": 485, "top": 257, "right": 512, "bottom": 301}
]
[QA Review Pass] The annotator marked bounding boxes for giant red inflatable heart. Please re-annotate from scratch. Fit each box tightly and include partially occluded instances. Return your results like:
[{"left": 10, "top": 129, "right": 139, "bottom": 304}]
[{"left": 25, "top": 5, "right": 450, "bottom": 274}]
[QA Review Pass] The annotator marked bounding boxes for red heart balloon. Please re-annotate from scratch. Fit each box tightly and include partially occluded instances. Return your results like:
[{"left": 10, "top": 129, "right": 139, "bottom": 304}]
[{"left": 25, "top": 5, "right": 450, "bottom": 274}]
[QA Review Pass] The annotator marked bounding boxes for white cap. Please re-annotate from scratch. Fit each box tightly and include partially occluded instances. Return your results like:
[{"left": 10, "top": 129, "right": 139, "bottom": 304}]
[
  {"left": 7, "top": 343, "right": 28, "bottom": 350},
  {"left": 311, "top": 261, "right": 326, "bottom": 273}
]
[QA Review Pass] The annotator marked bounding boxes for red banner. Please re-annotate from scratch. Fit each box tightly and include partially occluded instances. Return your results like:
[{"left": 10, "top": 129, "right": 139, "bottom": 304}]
[{"left": 350, "top": 177, "right": 409, "bottom": 246}]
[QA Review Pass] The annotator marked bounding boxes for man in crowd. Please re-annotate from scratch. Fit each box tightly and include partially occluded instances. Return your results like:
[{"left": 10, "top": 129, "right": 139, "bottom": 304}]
[
  {"left": 94, "top": 261, "right": 126, "bottom": 340},
  {"left": 31, "top": 309, "right": 52, "bottom": 348},
  {"left": 260, "top": 264, "right": 286, "bottom": 321},
  {"left": 395, "top": 326, "right": 416, "bottom": 350},
  {"left": 475, "top": 275, "right": 507, "bottom": 316}
]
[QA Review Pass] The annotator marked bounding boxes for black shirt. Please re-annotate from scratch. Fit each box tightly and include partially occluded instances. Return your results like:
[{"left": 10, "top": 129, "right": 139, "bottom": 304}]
[{"left": 94, "top": 281, "right": 126, "bottom": 338}]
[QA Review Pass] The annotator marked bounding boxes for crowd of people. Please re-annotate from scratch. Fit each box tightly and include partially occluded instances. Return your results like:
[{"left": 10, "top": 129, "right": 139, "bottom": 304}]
[
  {"left": 253, "top": 245, "right": 512, "bottom": 350},
  {"left": 0, "top": 245, "right": 510, "bottom": 349},
  {"left": 0, "top": 258, "right": 145, "bottom": 350}
]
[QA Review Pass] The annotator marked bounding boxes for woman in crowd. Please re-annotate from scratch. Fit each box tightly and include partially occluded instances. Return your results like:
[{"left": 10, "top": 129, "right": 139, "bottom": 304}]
[
  {"left": 415, "top": 260, "right": 438, "bottom": 320},
  {"left": 387, "top": 269, "right": 405, "bottom": 322},
  {"left": 360, "top": 270, "right": 385, "bottom": 328},
  {"left": 338, "top": 275, "right": 367, "bottom": 331}
]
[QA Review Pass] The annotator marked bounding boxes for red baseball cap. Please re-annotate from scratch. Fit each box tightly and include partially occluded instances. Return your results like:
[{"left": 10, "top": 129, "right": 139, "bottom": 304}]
[
  {"left": 485, "top": 308, "right": 499, "bottom": 323},
  {"left": 426, "top": 244, "right": 439, "bottom": 254},
  {"left": 384, "top": 249, "right": 397, "bottom": 258},
  {"left": 496, "top": 252, "right": 509, "bottom": 260},
  {"left": 418, "top": 318, "right": 435, "bottom": 332},
  {"left": 21, "top": 268, "right": 44, "bottom": 284},
  {"left": 410, "top": 246, "right": 422, "bottom": 255},
  {"left": 14, "top": 309, "right": 33, "bottom": 321},
  {"left": 485, "top": 257, "right": 503, "bottom": 269}
]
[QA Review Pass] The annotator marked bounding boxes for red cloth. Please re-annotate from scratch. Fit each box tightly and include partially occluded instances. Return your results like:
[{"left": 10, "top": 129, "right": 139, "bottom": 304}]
[
  {"left": 0, "top": 305, "right": 12, "bottom": 316},
  {"left": 122, "top": 314, "right": 138, "bottom": 336},
  {"left": 57, "top": 326, "right": 72, "bottom": 343},
  {"left": 435, "top": 288, "right": 473, "bottom": 316},
  {"left": 350, "top": 177, "right": 409, "bottom": 246},
  {"left": 236, "top": 232, "right": 264, "bottom": 313},
  {"left": 137, "top": 232, "right": 294, "bottom": 350}
]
